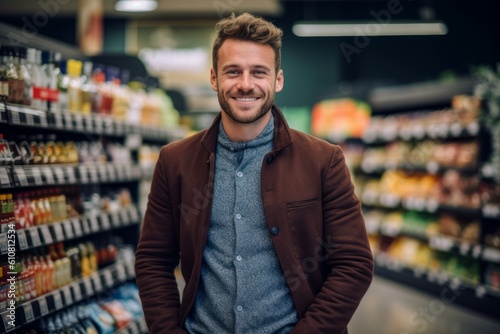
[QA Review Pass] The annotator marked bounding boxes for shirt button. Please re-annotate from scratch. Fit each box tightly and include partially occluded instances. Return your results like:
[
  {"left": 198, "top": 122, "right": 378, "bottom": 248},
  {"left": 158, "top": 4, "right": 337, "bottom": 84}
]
[
  {"left": 236, "top": 305, "right": 243, "bottom": 311},
  {"left": 236, "top": 255, "right": 242, "bottom": 261},
  {"left": 237, "top": 172, "right": 243, "bottom": 177},
  {"left": 271, "top": 226, "right": 279, "bottom": 236},
  {"left": 236, "top": 213, "right": 242, "bottom": 219}
]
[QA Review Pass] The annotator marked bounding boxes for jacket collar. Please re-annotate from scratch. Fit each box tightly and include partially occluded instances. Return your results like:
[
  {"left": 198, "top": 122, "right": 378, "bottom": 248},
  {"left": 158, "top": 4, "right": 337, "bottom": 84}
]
[{"left": 201, "top": 105, "right": 293, "bottom": 155}]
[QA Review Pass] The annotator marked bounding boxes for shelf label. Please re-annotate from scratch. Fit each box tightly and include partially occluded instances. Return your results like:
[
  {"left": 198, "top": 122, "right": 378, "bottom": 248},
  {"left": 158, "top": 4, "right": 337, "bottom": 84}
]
[
  {"left": 53, "top": 166, "right": 65, "bottom": 183},
  {"left": 83, "top": 278, "right": 93, "bottom": 297},
  {"left": 78, "top": 165, "right": 89, "bottom": 183},
  {"left": 63, "top": 220, "right": 74, "bottom": 240},
  {"left": 72, "top": 283, "right": 83, "bottom": 302},
  {"left": 0, "top": 168, "right": 10, "bottom": 186},
  {"left": 23, "top": 302, "right": 35, "bottom": 323},
  {"left": 65, "top": 166, "right": 77, "bottom": 184},
  {"left": 38, "top": 297, "right": 49, "bottom": 316},
  {"left": 81, "top": 217, "right": 91, "bottom": 235},
  {"left": 94, "top": 116, "right": 103, "bottom": 133},
  {"left": 52, "top": 223, "right": 65, "bottom": 242},
  {"left": 42, "top": 166, "right": 55, "bottom": 184},
  {"left": 39, "top": 225, "right": 53, "bottom": 245},
  {"left": 129, "top": 206, "right": 140, "bottom": 222},
  {"left": 89, "top": 215, "right": 99, "bottom": 233},
  {"left": 14, "top": 167, "right": 29, "bottom": 186},
  {"left": 110, "top": 211, "right": 120, "bottom": 227},
  {"left": 84, "top": 116, "right": 93, "bottom": 132},
  {"left": 116, "top": 264, "right": 127, "bottom": 282},
  {"left": 2, "top": 311, "right": 14, "bottom": 332},
  {"left": 72, "top": 218, "right": 83, "bottom": 237},
  {"left": 98, "top": 165, "right": 108, "bottom": 182},
  {"left": 92, "top": 274, "right": 103, "bottom": 292},
  {"left": 53, "top": 112, "right": 64, "bottom": 128},
  {"left": 32, "top": 167, "right": 43, "bottom": 185},
  {"left": 28, "top": 227, "right": 42, "bottom": 248},
  {"left": 17, "top": 229, "right": 29, "bottom": 250},
  {"left": 429, "top": 236, "right": 454, "bottom": 252},
  {"left": 88, "top": 165, "right": 99, "bottom": 183},
  {"left": 62, "top": 286, "right": 73, "bottom": 306},
  {"left": 53, "top": 291, "right": 63, "bottom": 310},
  {"left": 107, "top": 164, "right": 117, "bottom": 181},
  {"left": 103, "top": 269, "right": 114, "bottom": 288},
  {"left": 74, "top": 113, "right": 84, "bottom": 131},
  {"left": 0, "top": 234, "right": 7, "bottom": 254},
  {"left": 100, "top": 213, "right": 111, "bottom": 230},
  {"left": 120, "top": 209, "right": 129, "bottom": 225}
]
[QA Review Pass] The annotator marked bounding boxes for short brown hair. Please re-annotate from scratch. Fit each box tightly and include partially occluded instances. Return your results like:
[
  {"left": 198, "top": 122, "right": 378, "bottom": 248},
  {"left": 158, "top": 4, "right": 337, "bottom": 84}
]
[{"left": 212, "top": 12, "right": 283, "bottom": 74}]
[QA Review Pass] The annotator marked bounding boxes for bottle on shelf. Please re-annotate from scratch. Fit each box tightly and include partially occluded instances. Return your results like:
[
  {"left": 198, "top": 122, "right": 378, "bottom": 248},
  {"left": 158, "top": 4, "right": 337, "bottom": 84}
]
[
  {"left": 57, "top": 59, "right": 69, "bottom": 112},
  {"left": 16, "top": 47, "right": 32, "bottom": 106},
  {"left": 26, "top": 48, "right": 46, "bottom": 110},
  {"left": 0, "top": 46, "right": 9, "bottom": 102},
  {"left": 81, "top": 61, "right": 94, "bottom": 114},
  {"left": 67, "top": 59, "right": 83, "bottom": 113},
  {"left": 42, "top": 50, "right": 61, "bottom": 112}
]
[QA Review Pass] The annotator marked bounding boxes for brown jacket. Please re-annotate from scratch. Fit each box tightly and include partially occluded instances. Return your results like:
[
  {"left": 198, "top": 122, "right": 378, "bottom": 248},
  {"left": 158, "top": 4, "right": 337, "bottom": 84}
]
[{"left": 135, "top": 106, "right": 373, "bottom": 334}]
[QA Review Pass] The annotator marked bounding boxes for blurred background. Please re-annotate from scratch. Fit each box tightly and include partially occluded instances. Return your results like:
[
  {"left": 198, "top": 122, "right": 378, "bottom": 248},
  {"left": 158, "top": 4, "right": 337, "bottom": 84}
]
[{"left": 1, "top": 0, "right": 500, "bottom": 333}]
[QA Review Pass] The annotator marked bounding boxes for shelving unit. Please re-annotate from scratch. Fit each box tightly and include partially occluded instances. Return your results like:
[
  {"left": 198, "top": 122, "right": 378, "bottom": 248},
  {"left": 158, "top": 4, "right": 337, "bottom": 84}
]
[
  {"left": 344, "top": 79, "right": 500, "bottom": 320},
  {"left": 0, "top": 103, "right": 183, "bottom": 333}
]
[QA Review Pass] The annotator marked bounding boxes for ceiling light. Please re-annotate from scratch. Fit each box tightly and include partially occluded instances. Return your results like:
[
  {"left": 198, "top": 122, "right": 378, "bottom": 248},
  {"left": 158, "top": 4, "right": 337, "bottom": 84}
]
[
  {"left": 293, "top": 21, "right": 448, "bottom": 37},
  {"left": 115, "top": 0, "right": 158, "bottom": 12}
]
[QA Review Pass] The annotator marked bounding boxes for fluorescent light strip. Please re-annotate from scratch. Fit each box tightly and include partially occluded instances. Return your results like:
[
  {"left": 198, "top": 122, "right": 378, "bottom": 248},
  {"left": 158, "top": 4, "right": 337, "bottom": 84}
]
[
  {"left": 115, "top": 0, "right": 158, "bottom": 12},
  {"left": 293, "top": 22, "right": 448, "bottom": 37}
]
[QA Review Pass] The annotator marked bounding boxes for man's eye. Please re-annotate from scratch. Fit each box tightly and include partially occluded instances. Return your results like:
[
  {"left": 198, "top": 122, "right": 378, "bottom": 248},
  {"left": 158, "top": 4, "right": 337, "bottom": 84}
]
[{"left": 227, "top": 70, "right": 239, "bottom": 75}]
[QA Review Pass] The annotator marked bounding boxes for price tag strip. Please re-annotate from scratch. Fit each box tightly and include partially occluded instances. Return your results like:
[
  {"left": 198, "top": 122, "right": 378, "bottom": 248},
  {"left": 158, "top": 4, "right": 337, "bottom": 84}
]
[
  {"left": 72, "top": 218, "right": 83, "bottom": 238},
  {"left": 16, "top": 229, "right": 29, "bottom": 250},
  {"left": 23, "top": 302, "right": 35, "bottom": 324},
  {"left": 28, "top": 227, "right": 42, "bottom": 248},
  {"left": 0, "top": 167, "right": 11, "bottom": 187},
  {"left": 52, "top": 223, "right": 65, "bottom": 242},
  {"left": 38, "top": 297, "right": 49, "bottom": 317},
  {"left": 39, "top": 225, "right": 53, "bottom": 245},
  {"left": 63, "top": 220, "right": 74, "bottom": 240}
]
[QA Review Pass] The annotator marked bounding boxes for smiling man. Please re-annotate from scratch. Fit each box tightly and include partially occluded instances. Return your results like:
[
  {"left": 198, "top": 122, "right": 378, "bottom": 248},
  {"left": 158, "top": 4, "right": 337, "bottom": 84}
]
[{"left": 135, "top": 12, "right": 374, "bottom": 334}]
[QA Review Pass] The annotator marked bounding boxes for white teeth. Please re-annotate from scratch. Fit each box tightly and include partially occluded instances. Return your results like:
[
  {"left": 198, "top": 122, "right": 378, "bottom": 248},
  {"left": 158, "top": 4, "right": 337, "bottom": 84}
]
[{"left": 236, "top": 97, "right": 257, "bottom": 102}]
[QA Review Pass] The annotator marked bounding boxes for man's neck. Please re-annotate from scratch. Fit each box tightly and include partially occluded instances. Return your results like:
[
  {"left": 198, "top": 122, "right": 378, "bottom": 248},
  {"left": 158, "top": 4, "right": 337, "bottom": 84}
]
[{"left": 220, "top": 112, "right": 272, "bottom": 142}]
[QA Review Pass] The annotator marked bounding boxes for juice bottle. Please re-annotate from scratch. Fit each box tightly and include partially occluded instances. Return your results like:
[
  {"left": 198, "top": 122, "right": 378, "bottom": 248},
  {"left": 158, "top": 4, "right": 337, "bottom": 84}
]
[
  {"left": 67, "top": 59, "right": 83, "bottom": 113},
  {"left": 0, "top": 194, "right": 7, "bottom": 233}
]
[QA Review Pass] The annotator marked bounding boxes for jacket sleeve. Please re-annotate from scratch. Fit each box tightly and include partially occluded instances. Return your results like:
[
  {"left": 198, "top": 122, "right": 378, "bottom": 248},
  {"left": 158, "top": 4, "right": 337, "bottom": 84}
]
[
  {"left": 135, "top": 148, "right": 187, "bottom": 334},
  {"left": 291, "top": 146, "right": 374, "bottom": 334}
]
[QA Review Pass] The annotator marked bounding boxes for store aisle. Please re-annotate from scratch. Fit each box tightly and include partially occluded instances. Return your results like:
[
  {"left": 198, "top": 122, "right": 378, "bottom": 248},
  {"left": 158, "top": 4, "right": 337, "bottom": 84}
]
[{"left": 349, "top": 276, "right": 500, "bottom": 334}]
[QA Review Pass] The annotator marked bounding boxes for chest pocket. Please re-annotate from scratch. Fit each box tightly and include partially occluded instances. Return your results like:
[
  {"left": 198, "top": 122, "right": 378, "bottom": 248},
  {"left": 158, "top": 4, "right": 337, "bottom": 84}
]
[{"left": 286, "top": 198, "right": 322, "bottom": 259}]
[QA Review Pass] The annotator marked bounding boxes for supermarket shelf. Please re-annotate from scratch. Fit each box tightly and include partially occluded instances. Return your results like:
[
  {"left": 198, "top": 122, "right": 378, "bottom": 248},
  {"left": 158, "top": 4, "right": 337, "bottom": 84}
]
[
  {"left": 373, "top": 252, "right": 500, "bottom": 320},
  {"left": 0, "top": 260, "right": 135, "bottom": 333},
  {"left": 5, "top": 104, "right": 185, "bottom": 143},
  {"left": 360, "top": 162, "right": 479, "bottom": 175},
  {"left": 361, "top": 192, "right": 481, "bottom": 216},
  {"left": 368, "top": 78, "right": 474, "bottom": 113},
  {"left": 0, "top": 163, "right": 142, "bottom": 190},
  {"left": 362, "top": 120, "right": 479, "bottom": 144},
  {"left": 0, "top": 205, "right": 140, "bottom": 255}
]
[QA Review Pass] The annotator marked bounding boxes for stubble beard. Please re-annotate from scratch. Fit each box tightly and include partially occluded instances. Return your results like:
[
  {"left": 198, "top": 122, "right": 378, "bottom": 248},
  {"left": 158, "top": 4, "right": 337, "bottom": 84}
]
[{"left": 217, "top": 88, "right": 275, "bottom": 124}]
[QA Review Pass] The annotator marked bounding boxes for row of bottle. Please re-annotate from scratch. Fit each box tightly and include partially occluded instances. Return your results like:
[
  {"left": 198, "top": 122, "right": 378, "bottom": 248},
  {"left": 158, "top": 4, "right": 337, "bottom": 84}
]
[
  {"left": 1, "top": 188, "right": 79, "bottom": 232},
  {"left": 2, "top": 186, "right": 134, "bottom": 231},
  {"left": 0, "top": 45, "right": 178, "bottom": 127},
  {"left": 0, "top": 235, "right": 121, "bottom": 310},
  {"left": 0, "top": 133, "right": 134, "bottom": 166}
]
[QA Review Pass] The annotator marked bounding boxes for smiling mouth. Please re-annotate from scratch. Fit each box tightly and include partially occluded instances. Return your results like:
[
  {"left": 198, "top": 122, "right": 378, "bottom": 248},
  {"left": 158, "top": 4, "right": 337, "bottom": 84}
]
[{"left": 235, "top": 97, "right": 258, "bottom": 102}]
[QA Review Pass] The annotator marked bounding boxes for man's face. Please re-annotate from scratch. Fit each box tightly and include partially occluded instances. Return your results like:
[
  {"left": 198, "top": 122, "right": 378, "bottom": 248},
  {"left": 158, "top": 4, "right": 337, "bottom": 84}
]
[{"left": 211, "top": 39, "right": 284, "bottom": 125}]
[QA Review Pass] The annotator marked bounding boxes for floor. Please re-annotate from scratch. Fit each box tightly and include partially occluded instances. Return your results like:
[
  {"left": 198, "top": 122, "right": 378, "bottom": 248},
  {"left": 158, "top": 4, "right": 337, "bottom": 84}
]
[
  {"left": 174, "top": 270, "right": 500, "bottom": 333},
  {"left": 349, "top": 276, "right": 500, "bottom": 334}
]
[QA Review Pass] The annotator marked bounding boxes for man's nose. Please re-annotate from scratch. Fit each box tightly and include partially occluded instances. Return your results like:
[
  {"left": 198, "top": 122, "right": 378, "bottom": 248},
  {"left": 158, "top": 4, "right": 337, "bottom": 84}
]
[{"left": 237, "top": 72, "right": 254, "bottom": 91}]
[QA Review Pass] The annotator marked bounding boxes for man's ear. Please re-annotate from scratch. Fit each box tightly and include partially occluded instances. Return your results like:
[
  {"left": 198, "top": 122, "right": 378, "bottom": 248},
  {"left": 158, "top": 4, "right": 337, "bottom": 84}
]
[
  {"left": 210, "top": 68, "right": 217, "bottom": 91},
  {"left": 275, "top": 69, "right": 284, "bottom": 93}
]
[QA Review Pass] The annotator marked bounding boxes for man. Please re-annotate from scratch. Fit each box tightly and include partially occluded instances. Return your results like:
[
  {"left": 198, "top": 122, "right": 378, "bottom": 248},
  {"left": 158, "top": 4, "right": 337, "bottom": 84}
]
[{"left": 135, "top": 12, "right": 373, "bottom": 334}]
